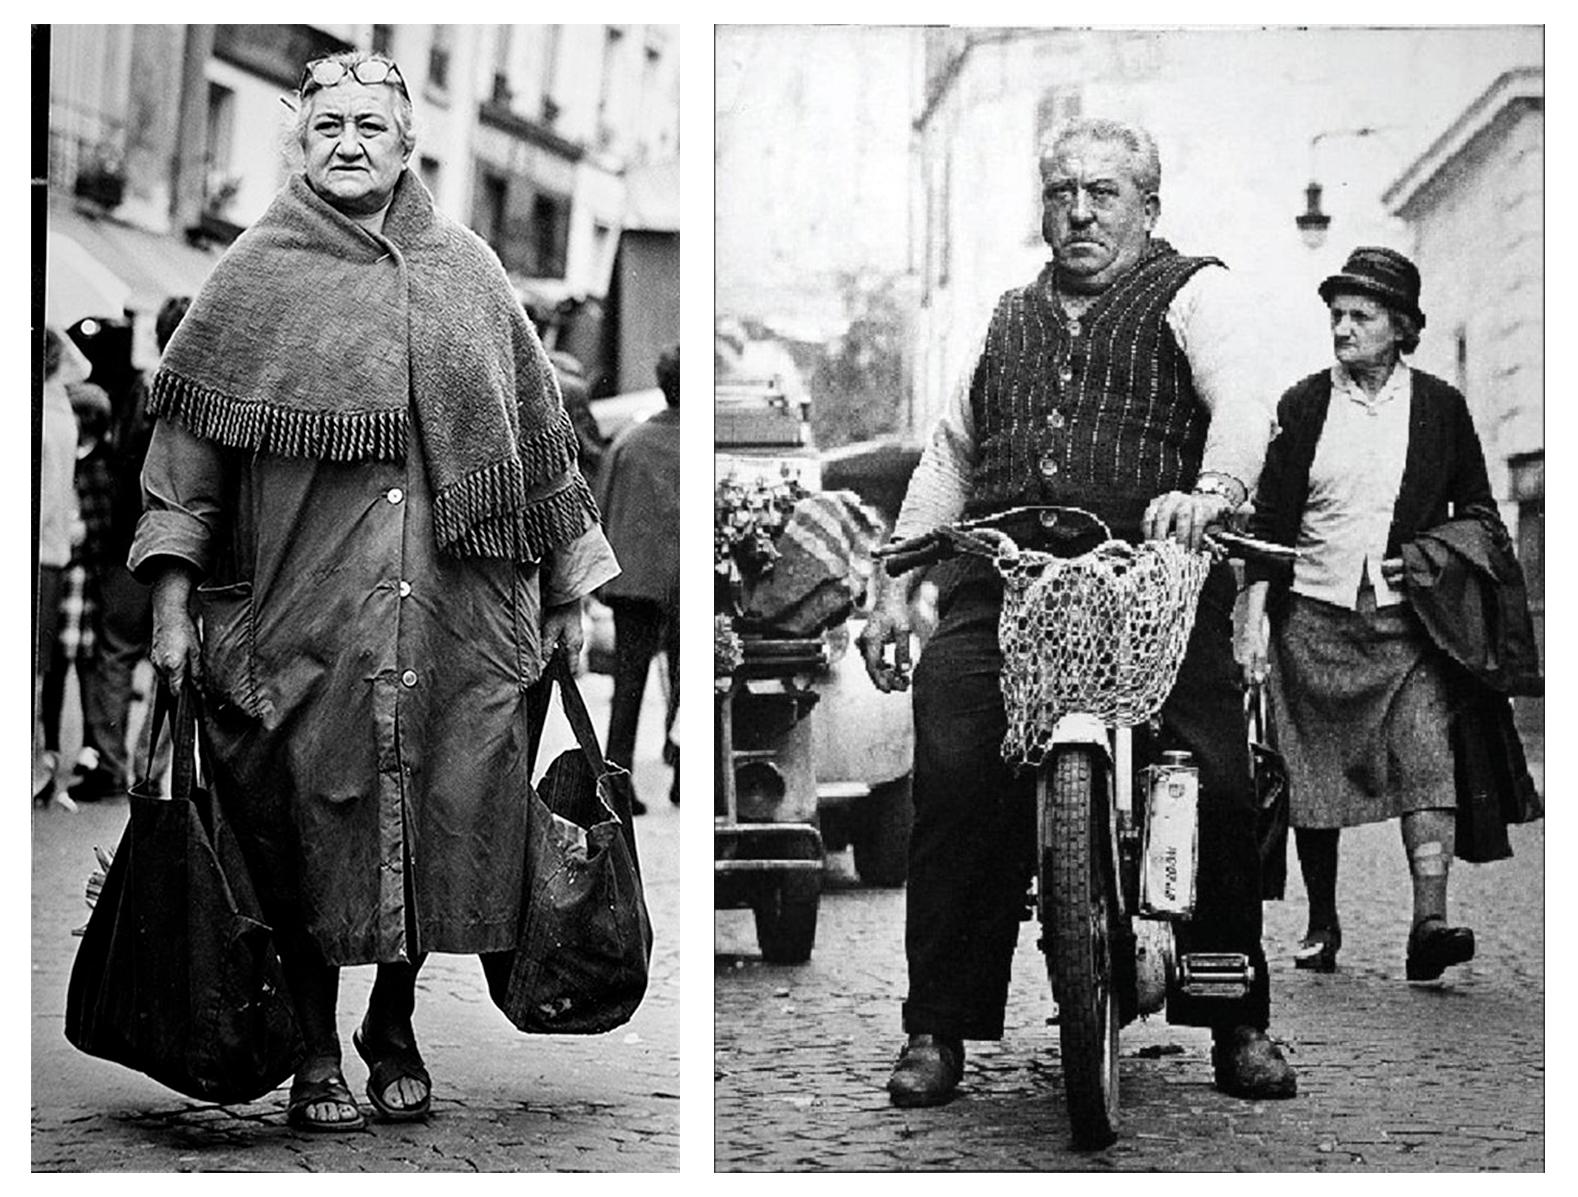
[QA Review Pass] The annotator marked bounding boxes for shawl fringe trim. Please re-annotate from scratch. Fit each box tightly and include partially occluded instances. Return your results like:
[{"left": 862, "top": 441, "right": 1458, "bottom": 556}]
[
  {"left": 429, "top": 417, "right": 581, "bottom": 547},
  {"left": 443, "top": 472, "right": 600, "bottom": 560},
  {"left": 150, "top": 368, "right": 408, "bottom": 462}
]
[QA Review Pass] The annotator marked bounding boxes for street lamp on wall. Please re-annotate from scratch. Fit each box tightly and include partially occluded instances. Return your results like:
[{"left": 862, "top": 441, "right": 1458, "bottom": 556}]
[
  {"left": 1295, "top": 126, "right": 1390, "bottom": 250},
  {"left": 1296, "top": 181, "right": 1331, "bottom": 249}
]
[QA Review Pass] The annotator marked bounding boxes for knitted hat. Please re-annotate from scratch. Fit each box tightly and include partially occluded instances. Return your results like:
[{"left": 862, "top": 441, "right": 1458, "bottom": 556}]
[{"left": 1318, "top": 246, "right": 1426, "bottom": 328}]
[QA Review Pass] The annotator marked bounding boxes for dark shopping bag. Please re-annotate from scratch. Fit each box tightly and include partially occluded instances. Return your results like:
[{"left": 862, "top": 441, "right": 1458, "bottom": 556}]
[
  {"left": 1248, "top": 678, "right": 1290, "bottom": 901},
  {"left": 64, "top": 682, "right": 304, "bottom": 1102},
  {"left": 493, "top": 653, "right": 653, "bottom": 1034}
]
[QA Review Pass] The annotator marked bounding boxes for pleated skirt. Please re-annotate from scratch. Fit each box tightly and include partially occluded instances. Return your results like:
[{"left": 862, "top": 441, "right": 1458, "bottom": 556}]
[{"left": 1268, "top": 589, "right": 1456, "bottom": 830}]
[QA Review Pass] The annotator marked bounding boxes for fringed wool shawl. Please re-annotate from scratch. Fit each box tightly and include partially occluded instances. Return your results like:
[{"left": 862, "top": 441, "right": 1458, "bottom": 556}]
[{"left": 149, "top": 170, "right": 596, "bottom": 561}]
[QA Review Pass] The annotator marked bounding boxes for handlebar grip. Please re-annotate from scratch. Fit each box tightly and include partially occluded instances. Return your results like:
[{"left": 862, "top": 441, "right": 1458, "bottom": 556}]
[
  {"left": 1208, "top": 529, "right": 1300, "bottom": 564},
  {"left": 883, "top": 545, "right": 947, "bottom": 576}
]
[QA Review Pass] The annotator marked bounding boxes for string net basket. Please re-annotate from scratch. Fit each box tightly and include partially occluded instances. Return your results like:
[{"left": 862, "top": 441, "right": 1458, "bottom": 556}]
[{"left": 996, "top": 536, "right": 1211, "bottom": 768}]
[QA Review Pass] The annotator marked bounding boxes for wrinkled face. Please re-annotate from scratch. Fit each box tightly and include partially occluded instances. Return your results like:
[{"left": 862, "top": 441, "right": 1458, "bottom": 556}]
[
  {"left": 301, "top": 82, "right": 409, "bottom": 214},
  {"left": 1328, "top": 291, "right": 1401, "bottom": 373},
  {"left": 1040, "top": 136, "right": 1159, "bottom": 291}
]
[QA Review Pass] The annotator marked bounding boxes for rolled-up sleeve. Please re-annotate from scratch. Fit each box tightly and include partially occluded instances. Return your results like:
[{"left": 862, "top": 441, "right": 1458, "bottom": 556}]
[
  {"left": 542, "top": 523, "right": 621, "bottom": 607},
  {"left": 892, "top": 327, "right": 985, "bottom": 541},
  {"left": 128, "top": 419, "right": 231, "bottom": 583},
  {"left": 1167, "top": 266, "right": 1277, "bottom": 496}
]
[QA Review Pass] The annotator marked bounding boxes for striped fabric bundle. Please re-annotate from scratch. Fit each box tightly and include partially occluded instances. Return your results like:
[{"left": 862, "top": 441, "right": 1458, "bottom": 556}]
[{"left": 740, "top": 490, "right": 886, "bottom": 637}]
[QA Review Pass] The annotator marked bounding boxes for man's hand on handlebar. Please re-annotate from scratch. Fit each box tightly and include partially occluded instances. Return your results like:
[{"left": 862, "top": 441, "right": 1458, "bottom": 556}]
[
  {"left": 858, "top": 590, "right": 915, "bottom": 693},
  {"left": 1143, "top": 490, "right": 1233, "bottom": 553}
]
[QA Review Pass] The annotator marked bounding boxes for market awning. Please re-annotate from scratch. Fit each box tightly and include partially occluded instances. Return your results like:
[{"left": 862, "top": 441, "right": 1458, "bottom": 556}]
[{"left": 46, "top": 198, "right": 224, "bottom": 319}]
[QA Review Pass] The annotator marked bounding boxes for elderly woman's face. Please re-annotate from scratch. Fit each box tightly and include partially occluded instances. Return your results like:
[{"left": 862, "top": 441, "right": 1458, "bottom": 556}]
[
  {"left": 301, "top": 82, "right": 408, "bottom": 215},
  {"left": 1328, "top": 291, "right": 1401, "bottom": 374}
]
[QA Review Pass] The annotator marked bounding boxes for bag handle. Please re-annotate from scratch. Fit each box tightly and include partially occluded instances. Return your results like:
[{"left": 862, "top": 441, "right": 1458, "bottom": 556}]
[
  {"left": 136, "top": 678, "right": 203, "bottom": 801},
  {"left": 524, "top": 651, "right": 642, "bottom": 864},
  {"left": 525, "top": 651, "right": 609, "bottom": 780},
  {"left": 1244, "top": 677, "right": 1269, "bottom": 745}
]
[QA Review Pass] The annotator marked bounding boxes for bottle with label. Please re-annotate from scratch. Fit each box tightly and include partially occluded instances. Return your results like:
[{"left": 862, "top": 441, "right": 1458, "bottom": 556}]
[{"left": 1139, "top": 749, "right": 1199, "bottom": 919}]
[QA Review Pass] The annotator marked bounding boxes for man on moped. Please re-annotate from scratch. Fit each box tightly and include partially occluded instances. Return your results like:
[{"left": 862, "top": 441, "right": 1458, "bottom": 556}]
[{"left": 859, "top": 117, "right": 1297, "bottom": 1107}]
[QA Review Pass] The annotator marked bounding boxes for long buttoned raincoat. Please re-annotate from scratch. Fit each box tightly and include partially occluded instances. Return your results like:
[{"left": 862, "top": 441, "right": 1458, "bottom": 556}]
[{"left": 131, "top": 421, "right": 617, "bottom": 965}]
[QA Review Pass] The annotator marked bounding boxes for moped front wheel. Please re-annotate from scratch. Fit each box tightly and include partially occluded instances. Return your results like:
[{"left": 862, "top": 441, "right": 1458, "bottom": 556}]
[{"left": 1041, "top": 745, "right": 1120, "bottom": 1149}]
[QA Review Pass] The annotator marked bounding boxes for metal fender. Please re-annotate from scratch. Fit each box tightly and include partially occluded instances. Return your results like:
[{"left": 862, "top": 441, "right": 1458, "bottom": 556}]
[{"left": 1050, "top": 712, "right": 1112, "bottom": 758}]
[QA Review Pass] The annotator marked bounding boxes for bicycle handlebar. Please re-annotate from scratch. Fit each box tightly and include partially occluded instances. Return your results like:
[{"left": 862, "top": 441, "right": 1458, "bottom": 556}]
[{"left": 875, "top": 513, "right": 1299, "bottom": 577}]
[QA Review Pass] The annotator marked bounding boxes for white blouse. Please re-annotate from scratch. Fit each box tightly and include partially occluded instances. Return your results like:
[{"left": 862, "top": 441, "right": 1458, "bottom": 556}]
[{"left": 1291, "top": 362, "right": 1413, "bottom": 610}]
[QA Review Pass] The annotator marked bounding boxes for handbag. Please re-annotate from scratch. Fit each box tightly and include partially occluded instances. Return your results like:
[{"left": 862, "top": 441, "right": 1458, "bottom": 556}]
[
  {"left": 1247, "top": 678, "right": 1290, "bottom": 901},
  {"left": 64, "top": 681, "right": 304, "bottom": 1102},
  {"left": 493, "top": 653, "right": 654, "bottom": 1034}
]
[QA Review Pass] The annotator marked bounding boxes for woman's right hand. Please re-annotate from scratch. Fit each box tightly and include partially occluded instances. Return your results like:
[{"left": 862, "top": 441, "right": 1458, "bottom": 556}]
[
  {"left": 149, "top": 567, "right": 202, "bottom": 693},
  {"left": 1238, "top": 580, "right": 1271, "bottom": 686}
]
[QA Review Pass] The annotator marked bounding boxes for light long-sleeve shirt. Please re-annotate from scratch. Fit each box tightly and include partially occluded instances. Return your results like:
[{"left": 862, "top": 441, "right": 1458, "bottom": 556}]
[
  {"left": 1290, "top": 361, "right": 1413, "bottom": 609},
  {"left": 893, "top": 264, "right": 1276, "bottom": 541}
]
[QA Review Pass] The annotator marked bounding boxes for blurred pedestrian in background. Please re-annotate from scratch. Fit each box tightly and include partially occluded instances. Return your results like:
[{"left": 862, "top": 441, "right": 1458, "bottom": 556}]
[
  {"left": 132, "top": 49, "right": 616, "bottom": 1132},
  {"left": 35, "top": 328, "right": 86, "bottom": 805},
  {"left": 38, "top": 359, "right": 113, "bottom": 797},
  {"left": 596, "top": 344, "right": 680, "bottom": 812},
  {"left": 528, "top": 300, "right": 609, "bottom": 486},
  {"left": 1242, "top": 247, "right": 1537, "bottom": 982},
  {"left": 46, "top": 301, "right": 191, "bottom": 803}
]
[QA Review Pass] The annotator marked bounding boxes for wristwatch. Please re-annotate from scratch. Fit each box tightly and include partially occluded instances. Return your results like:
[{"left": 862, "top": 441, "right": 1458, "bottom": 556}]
[{"left": 1192, "top": 472, "right": 1246, "bottom": 509}]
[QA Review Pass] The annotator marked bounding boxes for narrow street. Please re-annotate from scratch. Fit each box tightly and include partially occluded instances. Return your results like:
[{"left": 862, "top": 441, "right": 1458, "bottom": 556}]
[
  {"left": 32, "top": 669, "right": 679, "bottom": 1172},
  {"left": 716, "top": 784, "right": 1544, "bottom": 1171}
]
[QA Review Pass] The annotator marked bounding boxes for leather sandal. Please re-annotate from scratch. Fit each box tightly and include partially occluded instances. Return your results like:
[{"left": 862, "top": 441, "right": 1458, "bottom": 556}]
[
  {"left": 353, "top": 1022, "right": 433, "bottom": 1122},
  {"left": 286, "top": 1068, "right": 367, "bottom": 1132}
]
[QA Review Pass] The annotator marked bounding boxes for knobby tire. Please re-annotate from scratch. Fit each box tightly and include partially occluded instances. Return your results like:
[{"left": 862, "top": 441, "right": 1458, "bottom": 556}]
[{"left": 1042, "top": 746, "right": 1120, "bottom": 1149}]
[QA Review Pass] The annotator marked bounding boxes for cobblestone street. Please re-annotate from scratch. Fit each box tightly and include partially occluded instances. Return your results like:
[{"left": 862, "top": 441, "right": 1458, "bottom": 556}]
[
  {"left": 32, "top": 671, "right": 679, "bottom": 1172},
  {"left": 716, "top": 801, "right": 1544, "bottom": 1171}
]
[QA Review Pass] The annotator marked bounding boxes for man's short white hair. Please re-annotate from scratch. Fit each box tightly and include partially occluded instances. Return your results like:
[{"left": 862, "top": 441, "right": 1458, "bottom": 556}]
[{"left": 1042, "top": 118, "right": 1161, "bottom": 196}]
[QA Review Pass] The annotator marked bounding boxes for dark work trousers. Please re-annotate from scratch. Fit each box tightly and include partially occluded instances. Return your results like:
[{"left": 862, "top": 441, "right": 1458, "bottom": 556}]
[
  {"left": 902, "top": 561, "right": 1269, "bottom": 1040},
  {"left": 78, "top": 562, "right": 152, "bottom": 784},
  {"left": 605, "top": 596, "right": 679, "bottom": 778}
]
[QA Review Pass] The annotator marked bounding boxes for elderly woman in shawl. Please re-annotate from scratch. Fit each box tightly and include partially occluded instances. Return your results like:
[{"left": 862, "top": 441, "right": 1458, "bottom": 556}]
[{"left": 130, "top": 51, "right": 619, "bottom": 1132}]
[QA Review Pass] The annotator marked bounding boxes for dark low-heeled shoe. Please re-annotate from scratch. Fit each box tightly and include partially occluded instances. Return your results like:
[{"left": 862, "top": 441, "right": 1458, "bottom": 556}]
[
  {"left": 1293, "top": 926, "right": 1341, "bottom": 972},
  {"left": 886, "top": 1034, "right": 964, "bottom": 1108},
  {"left": 1406, "top": 918, "right": 1475, "bottom": 982},
  {"left": 1212, "top": 1026, "right": 1297, "bottom": 1100}
]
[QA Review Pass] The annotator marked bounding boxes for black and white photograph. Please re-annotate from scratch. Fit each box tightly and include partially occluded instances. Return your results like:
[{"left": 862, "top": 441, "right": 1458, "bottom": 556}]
[
  {"left": 713, "top": 24, "right": 1544, "bottom": 1170},
  {"left": 31, "top": 23, "right": 679, "bottom": 1171}
]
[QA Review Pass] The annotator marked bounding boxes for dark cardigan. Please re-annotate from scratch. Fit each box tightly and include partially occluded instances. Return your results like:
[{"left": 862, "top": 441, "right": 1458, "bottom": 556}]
[{"left": 1245, "top": 366, "right": 1496, "bottom": 603}]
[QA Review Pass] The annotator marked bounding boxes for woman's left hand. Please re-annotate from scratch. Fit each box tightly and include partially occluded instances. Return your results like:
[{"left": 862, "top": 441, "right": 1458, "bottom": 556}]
[
  {"left": 1380, "top": 557, "right": 1406, "bottom": 588},
  {"left": 541, "top": 599, "right": 586, "bottom": 665}
]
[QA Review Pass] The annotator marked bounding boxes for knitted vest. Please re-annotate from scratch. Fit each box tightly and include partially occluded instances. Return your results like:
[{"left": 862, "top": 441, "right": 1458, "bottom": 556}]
[{"left": 965, "top": 239, "right": 1221, "bottom": 539}]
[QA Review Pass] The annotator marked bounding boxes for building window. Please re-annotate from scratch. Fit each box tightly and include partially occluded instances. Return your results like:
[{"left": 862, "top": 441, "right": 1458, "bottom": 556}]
[
  {"left": 428, "top": 25, "right": 452, "bottom": 92},
  {"left": 479, "top": 171, "right": 508, "bottom": 251},
  {"left": 541, "top": 25, "right": 563, "bottom": 126},
  {"left": 491, "top": 25, "right": 513, "bottom": 106},
  {"left": 205, "top": 82, "right": 236, "bottom": 201},
  {"left": 418, "top": 155, "right": 441, "bottom": 198},
  {"left": 596, "top": 26, "right": 625, "bottom": 149},
  {"left": 531, "top": 192, "right": 571, "bottom": 279},
  {"left": 471, "top": 169, "right": 572, "bottom": 280}
]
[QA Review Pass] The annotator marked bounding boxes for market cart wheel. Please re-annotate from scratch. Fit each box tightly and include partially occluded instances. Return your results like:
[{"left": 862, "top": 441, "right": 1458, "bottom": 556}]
[
  {"left": 852, "top": 774, "right": 913, "bottom": 887},
  {"left": 752, "top": 877, "right": 820, "bottom": 964}
]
